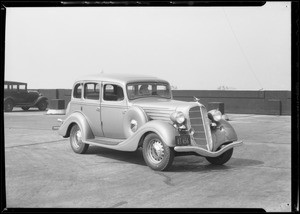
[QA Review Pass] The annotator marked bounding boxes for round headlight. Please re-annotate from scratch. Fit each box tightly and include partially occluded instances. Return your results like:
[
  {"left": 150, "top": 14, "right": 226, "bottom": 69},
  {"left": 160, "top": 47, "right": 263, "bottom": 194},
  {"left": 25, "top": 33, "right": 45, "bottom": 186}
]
[
  {"left": 208, "top": 109, "right": 222, "bottom": 122},
  {"left": 170, "top": 111, "right": 185, "bottom": 124}
]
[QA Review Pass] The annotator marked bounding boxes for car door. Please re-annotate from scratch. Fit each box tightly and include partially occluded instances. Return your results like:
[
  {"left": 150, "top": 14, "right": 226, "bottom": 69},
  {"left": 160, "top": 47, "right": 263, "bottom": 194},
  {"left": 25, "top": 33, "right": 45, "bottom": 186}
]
[
  {"left": 11, "top": 84, "right": 25, "bottom": 103},
  {"left": 82, "top": 82, "right": 104, "bottom": 137},
  {"left": 100, "top": 82, "right": 127, "bottom": 139},
  {"left": 17, "top": 84, "right": 30, "bottom": 103}
]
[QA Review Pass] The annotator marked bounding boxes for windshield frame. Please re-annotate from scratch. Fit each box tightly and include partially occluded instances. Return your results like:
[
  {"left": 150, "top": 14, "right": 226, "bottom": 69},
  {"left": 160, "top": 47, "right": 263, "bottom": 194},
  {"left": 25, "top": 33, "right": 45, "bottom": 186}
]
[{"left": 126, "top": 81, "right": 172, "bottom": 100}]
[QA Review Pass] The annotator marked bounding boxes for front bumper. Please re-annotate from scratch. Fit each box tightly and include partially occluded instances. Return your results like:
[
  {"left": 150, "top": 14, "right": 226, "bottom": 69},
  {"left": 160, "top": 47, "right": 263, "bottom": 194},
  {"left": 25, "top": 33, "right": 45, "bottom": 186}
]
[
  {"left": 174, "top": 140, "right": 243, "bottom": 157},
  {"left": 52, "top": 119, "right": 63, "bottom": 131}
]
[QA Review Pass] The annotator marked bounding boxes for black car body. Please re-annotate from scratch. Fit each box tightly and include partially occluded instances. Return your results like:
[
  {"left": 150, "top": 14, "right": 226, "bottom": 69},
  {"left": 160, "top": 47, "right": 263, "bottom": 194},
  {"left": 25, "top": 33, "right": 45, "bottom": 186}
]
[{"left": 4, "top": 81, "right": 48, "bottom": 112}]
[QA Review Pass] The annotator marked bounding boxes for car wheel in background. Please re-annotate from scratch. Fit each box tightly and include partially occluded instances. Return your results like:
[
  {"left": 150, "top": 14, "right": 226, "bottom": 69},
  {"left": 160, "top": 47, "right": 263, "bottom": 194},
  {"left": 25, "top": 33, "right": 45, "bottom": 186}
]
[
  {"left": 22, "top": 107, "right": 30, "bottom": 111},
  {"left": 37, "top": 100, "right": 48, "bottom": 111},
  {"left": 70, "top": 124, "right": 89, "bottom": 154},
  {"left": 4, "top": 100, "right": 14, "bottom": 112},
  {"left": 142, "top": 133, "right": 174, "bottom": 171},
  {"left": 206, "top": 145, "right": 233, "bottom": 165}
]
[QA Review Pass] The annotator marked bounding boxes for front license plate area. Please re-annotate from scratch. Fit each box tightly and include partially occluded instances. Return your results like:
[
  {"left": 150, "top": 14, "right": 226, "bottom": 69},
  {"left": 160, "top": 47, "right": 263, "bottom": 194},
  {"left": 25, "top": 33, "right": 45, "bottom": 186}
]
[{"left": 175, "top": 135, "right": 191, "bottom": 146}]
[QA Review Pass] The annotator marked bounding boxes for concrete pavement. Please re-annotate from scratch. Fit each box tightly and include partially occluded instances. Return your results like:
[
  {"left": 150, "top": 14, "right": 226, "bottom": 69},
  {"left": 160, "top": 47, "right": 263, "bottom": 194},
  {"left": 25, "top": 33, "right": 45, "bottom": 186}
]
[{"left": 4, "top": 109, "right": 291, "bottom": 211}]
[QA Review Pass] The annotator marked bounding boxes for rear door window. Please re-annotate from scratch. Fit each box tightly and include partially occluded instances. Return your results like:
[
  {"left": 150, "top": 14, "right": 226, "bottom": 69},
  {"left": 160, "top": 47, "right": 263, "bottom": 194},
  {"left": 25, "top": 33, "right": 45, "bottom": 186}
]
[
  {"left": 84, "top": 83, "right": 100, "bottom": 100},
  {"left": 73, "top": 83, "right": 82, "bottom": 99}
]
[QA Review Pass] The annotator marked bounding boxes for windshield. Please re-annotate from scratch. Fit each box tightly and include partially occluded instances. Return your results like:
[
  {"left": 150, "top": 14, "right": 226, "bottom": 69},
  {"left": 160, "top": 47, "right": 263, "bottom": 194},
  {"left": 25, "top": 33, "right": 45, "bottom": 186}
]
[{"left": 127, "top": 82, "right": 171, "bottom": 100}]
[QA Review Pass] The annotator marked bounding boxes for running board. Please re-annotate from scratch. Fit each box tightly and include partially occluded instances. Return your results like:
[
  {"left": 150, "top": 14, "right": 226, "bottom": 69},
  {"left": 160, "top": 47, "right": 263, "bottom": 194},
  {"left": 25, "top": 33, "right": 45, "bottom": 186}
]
[{"left": 84, "top": 137, "right": 124, "bottom": 146}]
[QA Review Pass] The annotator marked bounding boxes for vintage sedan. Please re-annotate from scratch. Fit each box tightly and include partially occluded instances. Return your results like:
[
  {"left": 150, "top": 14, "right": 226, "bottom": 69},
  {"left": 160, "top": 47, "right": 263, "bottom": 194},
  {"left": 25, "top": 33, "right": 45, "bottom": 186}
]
[
  {"left": 56, "top": 74, "right": 243, "bottom": 171},
  {"left": 4, "top": 81, "right": 48, "bottom": 112}
]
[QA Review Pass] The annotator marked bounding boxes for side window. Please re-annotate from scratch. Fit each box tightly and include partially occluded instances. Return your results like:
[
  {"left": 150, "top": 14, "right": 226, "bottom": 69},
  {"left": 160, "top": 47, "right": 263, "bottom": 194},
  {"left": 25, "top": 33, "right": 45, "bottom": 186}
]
[
  {"left": 84, "top": 83, "right": 100, "bottom": 100},
  {"left": 157, "top": 85, "right": 167, "bottom": 96},
  {"left": 12, "top": 85, "right": 18, "bottom": 90},
  {"left": 19, "top": 85, "right": 26, "bottom": 91},
  {"left": 4, "top": 84, "right": 8, "bottom": 90},
  {"left": 103, "top": 84, "right": 124, "bottom": 101},
  {"left": 73, "top": 83, "right": 82, "bottom": 99}
]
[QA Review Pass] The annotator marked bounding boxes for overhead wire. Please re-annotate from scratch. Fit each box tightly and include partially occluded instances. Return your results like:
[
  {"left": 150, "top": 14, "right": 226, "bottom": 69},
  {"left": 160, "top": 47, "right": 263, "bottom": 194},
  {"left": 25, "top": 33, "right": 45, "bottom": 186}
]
[{"left": 222, "top": 7, "right": 264, "bottom": 90}]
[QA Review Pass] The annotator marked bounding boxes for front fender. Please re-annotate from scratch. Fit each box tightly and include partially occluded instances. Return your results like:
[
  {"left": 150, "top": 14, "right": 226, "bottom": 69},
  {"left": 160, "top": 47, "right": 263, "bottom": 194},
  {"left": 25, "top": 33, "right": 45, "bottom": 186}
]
[
  {"left": 113, "top": 120, "right": 178, "bottom": 151},
  {"left": 34, "top": 96, "right": 48, "bottom": 106},
  {"left": 137, "top": 120, "right": 178, "bottom": 147},
  {"left": 58, "top": 111, "right": 94, "bottom": 140},
  {"left": 211, "top": 119, "right": 238, "bottom": 151}
]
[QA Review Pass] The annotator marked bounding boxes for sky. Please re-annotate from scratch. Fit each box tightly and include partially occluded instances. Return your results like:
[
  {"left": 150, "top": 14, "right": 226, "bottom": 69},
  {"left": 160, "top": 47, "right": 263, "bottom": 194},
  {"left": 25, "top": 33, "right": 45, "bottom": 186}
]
[{"left": 4, "top": 2, "right": 291, "bottom": 90}]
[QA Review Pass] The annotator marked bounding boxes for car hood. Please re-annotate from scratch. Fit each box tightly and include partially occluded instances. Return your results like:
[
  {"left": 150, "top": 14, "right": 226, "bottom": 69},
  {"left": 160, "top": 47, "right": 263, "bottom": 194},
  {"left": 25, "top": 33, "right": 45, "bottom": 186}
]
[{"left": 130, "top": 98, "right": 200, "bottom": 121}]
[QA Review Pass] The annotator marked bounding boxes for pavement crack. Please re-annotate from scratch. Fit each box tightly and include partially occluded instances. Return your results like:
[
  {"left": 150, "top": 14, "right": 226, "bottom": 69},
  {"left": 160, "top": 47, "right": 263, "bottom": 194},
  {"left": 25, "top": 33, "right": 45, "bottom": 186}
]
[
  {"left": 155, "top": 172, "right": 175, "bottom": 186},
  {"left": 5, "top": 139, "right": 67, "bottom": 148},
  {"left": 6, "top": 127, "right": 52, "bottom": 131}
]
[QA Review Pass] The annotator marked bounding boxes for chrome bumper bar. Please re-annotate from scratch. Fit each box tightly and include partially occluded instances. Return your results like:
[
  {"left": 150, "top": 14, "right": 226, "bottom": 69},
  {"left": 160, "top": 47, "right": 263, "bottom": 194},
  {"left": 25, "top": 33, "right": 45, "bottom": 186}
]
[
  {"left": 52, "top": 119, "right": 63, "bottom": 130},
  {"left": 174, "top": 140, "right": 243, "bottom": 157},
  {"left": 52, "top": 126, "right": 60, "bottom": 130}
]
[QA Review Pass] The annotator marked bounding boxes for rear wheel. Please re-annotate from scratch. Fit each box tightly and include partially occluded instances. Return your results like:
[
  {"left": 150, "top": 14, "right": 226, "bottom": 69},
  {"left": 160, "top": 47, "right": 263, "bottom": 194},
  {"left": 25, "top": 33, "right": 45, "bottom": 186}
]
[
  {"left": 4, "top": 100, "right": 14, "bottom": 112},
  {"left": 142, "top": 133, "right": 174, "bottom": 171},
  {"left": 70, "top": 124, "right": 89, "bottom": 154},
  {"left": 206, "top": 145, "right": 233, "bottom": 165},
  {"left": 37, "top": 100, "right": 48, "bottom": 111}
]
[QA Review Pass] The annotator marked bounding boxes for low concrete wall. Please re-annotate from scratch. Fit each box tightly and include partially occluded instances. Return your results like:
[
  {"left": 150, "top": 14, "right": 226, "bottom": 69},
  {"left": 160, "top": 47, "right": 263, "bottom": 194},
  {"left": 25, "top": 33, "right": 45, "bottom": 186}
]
[
  {"left": 172, "top": 90, "right": 291, "bottom": 115},
  {"left": 34, "top": 89, "right": 71, "bottom": 108},
  {"left": 32, "top": 89, "right": 291, "bottom": 115}
]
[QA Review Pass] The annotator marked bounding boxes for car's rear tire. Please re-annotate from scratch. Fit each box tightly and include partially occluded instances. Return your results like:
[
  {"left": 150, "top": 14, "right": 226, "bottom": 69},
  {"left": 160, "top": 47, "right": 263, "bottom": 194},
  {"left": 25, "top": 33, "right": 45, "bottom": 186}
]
[
  {"left": 4, "top": 100, "right": 14, "bottom": 112},
  {"left": 142, "top": 133, "right": 174, "bottom": 171},
  {"left": 205, "top": 146, "right": 233, "bottom": 165},
  {"left": 37, "top": 100, "right": 48, "bottom": 111},
  {"left": 22, "top": 107, "right": 30, "bottom": 111},
  {"left": 70, "top": 124, "right": 89, "bottom": 154}
]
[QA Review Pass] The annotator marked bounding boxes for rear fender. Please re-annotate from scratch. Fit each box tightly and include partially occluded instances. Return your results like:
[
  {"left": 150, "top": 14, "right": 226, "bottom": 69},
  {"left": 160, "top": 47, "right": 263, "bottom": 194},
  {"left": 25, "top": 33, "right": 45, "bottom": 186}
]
[
  {"left": 4, "top": 97, "right": 15, "bottom": 104},
  {"left": 58, "top": 111, "right": 94, "bottom": 140},
  {"left": 211, "top": 119, "right": 238, "bottom": 151}
]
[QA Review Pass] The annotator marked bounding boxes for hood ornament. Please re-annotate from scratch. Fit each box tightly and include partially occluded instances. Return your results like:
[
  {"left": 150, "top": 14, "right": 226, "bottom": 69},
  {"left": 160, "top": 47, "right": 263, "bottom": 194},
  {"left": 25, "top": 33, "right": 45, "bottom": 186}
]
[{"left": 193, "top": 96, "right": 200, "bottom": 102}]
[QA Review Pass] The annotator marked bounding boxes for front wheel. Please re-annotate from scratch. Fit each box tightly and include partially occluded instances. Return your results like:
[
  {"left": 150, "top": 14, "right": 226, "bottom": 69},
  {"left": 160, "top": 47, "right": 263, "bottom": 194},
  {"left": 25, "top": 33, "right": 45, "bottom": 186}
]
[
  {"left": 37, "top": 100, "right": 48, "bottom": 111},
  {"left": 22, "top": 107, "right": 30, "bottom": 111},
  {"left": 142, "top": 133, "right": 174, "bottom": 171},
  {"left": 206, "top": 146, "right": 233, "bottom": 165},
  {"left": 70, "top": 124, "right": 89, "bottom": 154}
]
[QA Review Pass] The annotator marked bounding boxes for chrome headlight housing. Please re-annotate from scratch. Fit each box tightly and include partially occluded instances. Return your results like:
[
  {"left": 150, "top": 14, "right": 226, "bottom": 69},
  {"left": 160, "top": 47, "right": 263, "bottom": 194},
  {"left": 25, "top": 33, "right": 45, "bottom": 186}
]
[
  {"left": 208, "top": 109, "right": 222, "bottom": 122},
  {"left": 170, "top": 111, "right": 185, "bottom": 124}
]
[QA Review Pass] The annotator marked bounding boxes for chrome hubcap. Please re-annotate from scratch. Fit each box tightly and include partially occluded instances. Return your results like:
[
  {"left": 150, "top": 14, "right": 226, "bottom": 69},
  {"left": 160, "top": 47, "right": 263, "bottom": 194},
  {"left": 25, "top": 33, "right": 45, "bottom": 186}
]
[
  {"left": 147, "top": 139, "right": 165, "bottom": 164},
  {"left": 72, "top": 128, "right": 82, "bottom": 149}
]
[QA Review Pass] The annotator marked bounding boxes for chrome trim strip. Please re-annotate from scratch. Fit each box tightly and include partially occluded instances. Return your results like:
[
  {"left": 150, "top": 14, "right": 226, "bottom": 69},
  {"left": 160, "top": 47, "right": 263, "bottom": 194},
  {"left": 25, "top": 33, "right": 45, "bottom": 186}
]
[{"left": 200, "top": 105, "right": 213, "bottom": 151}]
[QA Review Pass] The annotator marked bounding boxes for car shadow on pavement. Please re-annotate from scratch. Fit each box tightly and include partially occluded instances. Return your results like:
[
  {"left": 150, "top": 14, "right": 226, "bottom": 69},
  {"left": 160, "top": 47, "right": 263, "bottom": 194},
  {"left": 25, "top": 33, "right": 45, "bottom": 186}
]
[
  {"left": 85, "top": 146, "right": 264, "bottom": 171},
  {"left": 86, "top": 146, "right": 146, "bottom": 166},
  {"left": 171, "top": 157, "right": 264, "bottom": 172}
]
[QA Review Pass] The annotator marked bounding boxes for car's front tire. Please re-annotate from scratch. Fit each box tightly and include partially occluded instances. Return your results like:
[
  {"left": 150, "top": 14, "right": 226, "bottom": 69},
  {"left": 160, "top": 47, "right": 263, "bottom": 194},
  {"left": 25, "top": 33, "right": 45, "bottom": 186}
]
[
  {"left": 4, "top": 100, "right": 14, "bottom": 112},
  {"left": 37, "top": 100, "right": 48, "bottom": 111},
  {"left": 205, "top": 145, "right": 233, "bottom": 165},
  {"left": 70, "top": 124, "right": 89, "bottom": 154},
  {"left": 142, "top": 133, "right": 174, "bottom": 171}
]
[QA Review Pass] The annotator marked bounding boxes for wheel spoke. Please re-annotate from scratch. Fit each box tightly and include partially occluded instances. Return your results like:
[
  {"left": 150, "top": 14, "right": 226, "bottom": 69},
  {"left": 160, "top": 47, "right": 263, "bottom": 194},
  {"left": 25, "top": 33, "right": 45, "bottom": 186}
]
[{"left": 147, "top": 139, "right": 165, "bottom": 164}]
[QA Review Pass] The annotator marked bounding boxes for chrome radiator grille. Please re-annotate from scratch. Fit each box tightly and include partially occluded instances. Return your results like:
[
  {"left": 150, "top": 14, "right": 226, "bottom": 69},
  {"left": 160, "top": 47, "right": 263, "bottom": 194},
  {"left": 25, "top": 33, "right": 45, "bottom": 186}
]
[{"left": 189, "top": 106, "right": 212, "bottom": 149}]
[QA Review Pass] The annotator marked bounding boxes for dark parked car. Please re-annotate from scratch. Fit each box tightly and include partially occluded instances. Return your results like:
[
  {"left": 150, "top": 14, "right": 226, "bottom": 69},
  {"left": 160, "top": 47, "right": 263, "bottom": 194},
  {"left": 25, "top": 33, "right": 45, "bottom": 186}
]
[{"left": 4, "top": 81, "right": 48, "bottom": 112}]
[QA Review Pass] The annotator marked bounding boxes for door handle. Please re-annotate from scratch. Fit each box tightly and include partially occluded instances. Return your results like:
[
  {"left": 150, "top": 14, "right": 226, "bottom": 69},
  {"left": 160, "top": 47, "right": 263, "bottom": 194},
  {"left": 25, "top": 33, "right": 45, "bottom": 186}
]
[{"left": 96, "top": 107, "right": 100, "bottom": 112}]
